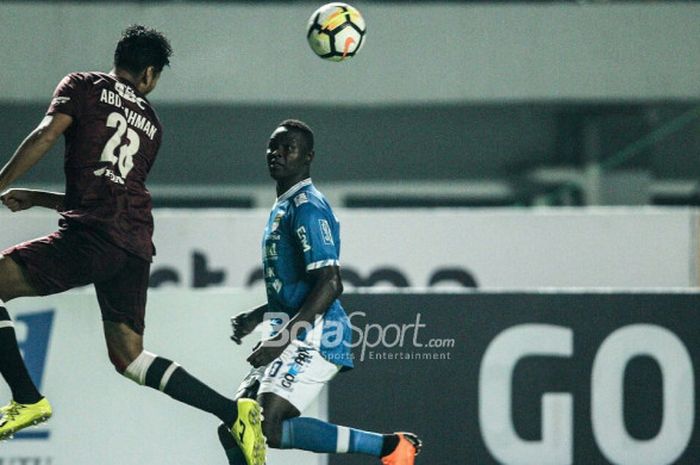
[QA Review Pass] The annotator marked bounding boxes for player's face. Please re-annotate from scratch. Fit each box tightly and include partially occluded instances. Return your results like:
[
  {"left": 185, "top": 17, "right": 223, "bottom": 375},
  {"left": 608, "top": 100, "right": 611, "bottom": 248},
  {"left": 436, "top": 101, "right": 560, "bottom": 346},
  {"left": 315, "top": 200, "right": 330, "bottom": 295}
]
[{"left": 266, "top": 127, "right": 309, "bottom": 181}]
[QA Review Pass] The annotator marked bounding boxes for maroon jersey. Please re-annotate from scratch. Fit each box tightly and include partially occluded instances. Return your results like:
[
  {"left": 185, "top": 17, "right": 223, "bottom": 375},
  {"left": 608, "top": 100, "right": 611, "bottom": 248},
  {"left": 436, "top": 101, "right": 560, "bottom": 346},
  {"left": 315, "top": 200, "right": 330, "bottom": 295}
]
[{"left": 46, "top": 72, "right": 162, "bottom": 261}]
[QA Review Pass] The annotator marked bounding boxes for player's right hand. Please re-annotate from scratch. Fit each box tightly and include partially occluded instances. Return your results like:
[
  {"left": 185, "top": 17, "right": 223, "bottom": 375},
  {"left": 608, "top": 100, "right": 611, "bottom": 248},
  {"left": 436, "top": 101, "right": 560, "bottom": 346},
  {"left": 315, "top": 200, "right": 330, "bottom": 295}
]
[
  {"left": 230, "top": 312, "right": 257, "bottom": 344},
  {"left": 0, "top": 189, "right": 34, "bottom": 212}
]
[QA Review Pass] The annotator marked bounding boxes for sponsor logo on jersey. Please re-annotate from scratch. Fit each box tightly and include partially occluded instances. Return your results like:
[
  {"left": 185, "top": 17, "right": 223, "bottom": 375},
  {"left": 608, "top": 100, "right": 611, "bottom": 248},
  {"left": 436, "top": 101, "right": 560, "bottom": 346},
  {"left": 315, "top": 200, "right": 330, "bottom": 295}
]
[
  {"left": 265, "top": 242, "right": 278, "bottom": 259},
  {"left": 93, "top": 167, "right": 125, "bottom": 185},
  {"left": 296, "top": 226, "right": 312, "bottom": 252},
  {"left": 115, "top": 82, "right": 147, "bottom": 110},
  {"left": 280, "top": 346, "right": 313, "bottom": 389}
]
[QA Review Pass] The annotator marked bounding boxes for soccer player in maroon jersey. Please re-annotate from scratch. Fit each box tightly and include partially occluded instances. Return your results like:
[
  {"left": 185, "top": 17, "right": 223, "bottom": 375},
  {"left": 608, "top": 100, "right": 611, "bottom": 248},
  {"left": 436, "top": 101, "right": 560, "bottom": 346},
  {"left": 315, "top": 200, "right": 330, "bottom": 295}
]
[{"left": 0, "top": 25, "right": 265, "bottom": 464}]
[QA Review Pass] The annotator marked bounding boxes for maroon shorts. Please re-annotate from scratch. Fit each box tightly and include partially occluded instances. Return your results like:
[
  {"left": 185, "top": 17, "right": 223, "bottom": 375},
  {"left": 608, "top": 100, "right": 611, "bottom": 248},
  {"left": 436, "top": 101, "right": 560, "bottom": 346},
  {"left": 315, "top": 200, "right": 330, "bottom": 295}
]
[{"left": 2, "top": 221, "right": 149, "bottom": 334}]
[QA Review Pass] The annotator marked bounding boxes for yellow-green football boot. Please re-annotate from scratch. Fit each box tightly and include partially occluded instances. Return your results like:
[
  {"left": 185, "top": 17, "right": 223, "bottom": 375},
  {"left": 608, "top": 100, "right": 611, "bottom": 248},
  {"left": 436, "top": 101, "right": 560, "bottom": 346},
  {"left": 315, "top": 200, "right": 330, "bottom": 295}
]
[
  {"left": 230, "top": 398, "right": 266, "bottom": 465},
  {"left": 0, "top": 398, "right": 52, "bottom": 440}
]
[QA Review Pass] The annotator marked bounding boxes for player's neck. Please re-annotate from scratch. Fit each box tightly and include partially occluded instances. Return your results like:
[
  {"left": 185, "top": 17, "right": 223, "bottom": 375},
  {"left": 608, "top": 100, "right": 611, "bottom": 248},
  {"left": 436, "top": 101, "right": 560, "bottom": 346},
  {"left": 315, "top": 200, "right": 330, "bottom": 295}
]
[
  {"left": 111, "top": 68, "right": 138, "bottom": 87},
  {"left": 276, "top": 175, "right": 310, "bottom": 198}
]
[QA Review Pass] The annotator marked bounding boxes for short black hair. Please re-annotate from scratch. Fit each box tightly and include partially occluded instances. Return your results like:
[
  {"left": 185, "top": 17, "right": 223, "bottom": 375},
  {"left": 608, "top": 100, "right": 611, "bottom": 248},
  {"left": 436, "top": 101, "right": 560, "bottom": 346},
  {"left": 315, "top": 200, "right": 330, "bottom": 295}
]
[
  {"left": 280, "top": 119, "right": 314, "bottom": 153},
  {"left": 114, "top": 25, "right": 172, "bottom": 75}
]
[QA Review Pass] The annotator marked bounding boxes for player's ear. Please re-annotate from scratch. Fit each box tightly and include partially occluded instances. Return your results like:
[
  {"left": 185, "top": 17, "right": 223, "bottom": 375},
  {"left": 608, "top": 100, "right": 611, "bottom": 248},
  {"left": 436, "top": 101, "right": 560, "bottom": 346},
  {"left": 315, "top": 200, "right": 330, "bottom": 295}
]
[
  {"left": 141, "top": 66, "right": 159, "bottom": 91},
  {"left": 306, "top": 150, "right": 315, "bottom": 165}
]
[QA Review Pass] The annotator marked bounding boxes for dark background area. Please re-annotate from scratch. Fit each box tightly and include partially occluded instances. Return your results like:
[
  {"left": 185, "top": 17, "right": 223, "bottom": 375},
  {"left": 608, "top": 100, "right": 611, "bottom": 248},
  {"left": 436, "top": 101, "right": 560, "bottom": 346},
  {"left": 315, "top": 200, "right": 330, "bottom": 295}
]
[
  {"left": 329, "top": 292, "right": 700, "bottom": 465},
  {"left": 2, "top": 102, "right": 697, "bottom": 184}
]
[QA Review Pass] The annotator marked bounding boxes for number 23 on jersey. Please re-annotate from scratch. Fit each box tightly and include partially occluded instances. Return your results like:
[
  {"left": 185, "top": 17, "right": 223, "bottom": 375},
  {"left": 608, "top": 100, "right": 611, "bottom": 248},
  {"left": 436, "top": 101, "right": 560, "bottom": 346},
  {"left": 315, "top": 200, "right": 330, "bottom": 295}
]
[{"left": 94, "top": 111, "right": 140, "bottom": 184}]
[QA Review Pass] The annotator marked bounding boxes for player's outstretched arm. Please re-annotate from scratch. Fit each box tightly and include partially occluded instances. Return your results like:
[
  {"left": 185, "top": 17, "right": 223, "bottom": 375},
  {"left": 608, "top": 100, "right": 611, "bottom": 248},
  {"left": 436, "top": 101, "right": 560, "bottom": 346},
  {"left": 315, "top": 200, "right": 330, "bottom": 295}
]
[
  {"left": 1, "top": 188, "right": 65, "bottom": 212},
  {"left": 0, "top": 113, "right": 73, "bottom": 192},
  {"left": 247, "top": 266, "right": 342, "bottom": 367},
  {"left": 230, "top": 303, "right": 268, "bottom": 344}
]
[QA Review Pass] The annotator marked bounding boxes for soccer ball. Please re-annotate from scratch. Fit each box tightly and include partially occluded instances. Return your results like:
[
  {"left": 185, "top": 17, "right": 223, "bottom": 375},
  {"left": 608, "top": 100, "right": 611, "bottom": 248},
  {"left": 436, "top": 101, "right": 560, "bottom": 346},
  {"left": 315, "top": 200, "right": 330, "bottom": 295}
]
[{"left": 307, "top": 3, "right": 366, "bottom": 62}]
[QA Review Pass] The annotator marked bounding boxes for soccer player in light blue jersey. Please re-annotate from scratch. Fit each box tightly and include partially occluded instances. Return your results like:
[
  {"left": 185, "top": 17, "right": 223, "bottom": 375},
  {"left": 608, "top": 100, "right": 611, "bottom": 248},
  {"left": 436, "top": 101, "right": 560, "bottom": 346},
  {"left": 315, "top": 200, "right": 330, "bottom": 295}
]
[{"left": 218, "top": 120, "right": 422, "bottom": 465}]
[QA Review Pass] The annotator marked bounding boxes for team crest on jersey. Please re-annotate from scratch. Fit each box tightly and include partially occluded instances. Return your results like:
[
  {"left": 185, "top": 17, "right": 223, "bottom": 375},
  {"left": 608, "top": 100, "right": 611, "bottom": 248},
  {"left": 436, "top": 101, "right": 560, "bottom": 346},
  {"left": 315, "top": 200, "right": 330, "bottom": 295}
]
[
  {"left": 294, "top": 193, "right": 309, "bottom": 207},
  {"left": 319, "top": 219, "right": 334, "bottom": 245}
]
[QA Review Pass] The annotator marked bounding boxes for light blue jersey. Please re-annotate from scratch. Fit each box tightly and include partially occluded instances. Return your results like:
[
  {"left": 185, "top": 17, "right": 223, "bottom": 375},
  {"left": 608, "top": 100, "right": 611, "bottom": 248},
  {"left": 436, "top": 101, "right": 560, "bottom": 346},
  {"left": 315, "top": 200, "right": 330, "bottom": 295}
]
[{"left": 262, "top": 179, "right": 353, "bottom": 369}]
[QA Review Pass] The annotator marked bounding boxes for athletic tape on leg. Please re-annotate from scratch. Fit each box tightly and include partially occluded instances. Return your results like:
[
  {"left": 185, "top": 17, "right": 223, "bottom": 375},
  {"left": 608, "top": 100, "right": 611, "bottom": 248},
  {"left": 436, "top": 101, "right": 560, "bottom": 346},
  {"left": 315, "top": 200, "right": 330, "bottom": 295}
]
[{"left": 123, "top": 350, "right": 157, "bottom": 385}]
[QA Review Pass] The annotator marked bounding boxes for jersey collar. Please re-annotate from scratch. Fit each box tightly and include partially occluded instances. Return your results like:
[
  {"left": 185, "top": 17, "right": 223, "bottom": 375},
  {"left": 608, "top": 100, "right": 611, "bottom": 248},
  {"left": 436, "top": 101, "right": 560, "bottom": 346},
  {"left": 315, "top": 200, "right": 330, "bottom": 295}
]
[
  {"left": 111, "top": 72, "right": 149, "bottom": 101},
  {"left": 276, "top": 178, "right": 313, "bottom": 205}
]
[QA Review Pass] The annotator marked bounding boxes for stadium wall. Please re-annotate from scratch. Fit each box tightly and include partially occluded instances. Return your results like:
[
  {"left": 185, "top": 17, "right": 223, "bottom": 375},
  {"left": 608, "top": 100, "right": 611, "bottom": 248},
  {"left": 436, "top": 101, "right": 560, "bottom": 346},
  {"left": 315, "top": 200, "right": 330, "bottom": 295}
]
[
  {"left": 1, "top": 290, "right": 697, "bottom": 465},
  {"left": 4, "top": 102, "right": 699, "bottom": 187},
  {"left": 1, "top": 3, "right": 699, "bottom": 103},
  {"left": 1, "top": 3, "right": 699, "bottom": 185},
  {"left": 1, "top": 208, "right": 697, "bottom": 289},
  {"left": 0, "top": 102, "right": 560, "bottom": 186}
]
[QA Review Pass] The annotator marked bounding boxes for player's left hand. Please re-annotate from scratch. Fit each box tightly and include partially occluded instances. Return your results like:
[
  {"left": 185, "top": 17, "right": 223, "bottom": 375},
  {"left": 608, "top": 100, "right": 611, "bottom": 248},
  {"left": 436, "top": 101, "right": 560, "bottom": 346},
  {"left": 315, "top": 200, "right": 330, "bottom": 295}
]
[
  {"left": 247, "top": 335, "right": 289, "bottom": 367},
  {"left": 230, "top": 311, "right": 258, "bottom": 344},
  {"left": 1, "top": 189, "right": 34, "bottom": 212}
]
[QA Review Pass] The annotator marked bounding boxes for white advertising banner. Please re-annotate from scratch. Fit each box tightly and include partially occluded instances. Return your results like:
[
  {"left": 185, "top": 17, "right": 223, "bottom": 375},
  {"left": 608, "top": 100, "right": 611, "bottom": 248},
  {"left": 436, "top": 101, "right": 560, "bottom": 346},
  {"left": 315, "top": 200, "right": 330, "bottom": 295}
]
[
  {"left": 0, "top": 207, "right": 697, "bottom": 289},
  {"left": 0, "top": 290, "right": 326, "bottom": 465}
]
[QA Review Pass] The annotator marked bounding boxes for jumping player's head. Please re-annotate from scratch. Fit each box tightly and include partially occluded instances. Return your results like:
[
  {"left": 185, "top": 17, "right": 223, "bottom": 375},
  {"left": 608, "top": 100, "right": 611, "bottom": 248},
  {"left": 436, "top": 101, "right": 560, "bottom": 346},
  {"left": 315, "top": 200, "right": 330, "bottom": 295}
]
[
  {"left": 267, "top": 119, "right": 315, "bottom": 192},
  {"left": 113, "top": 25, "right": 172, "bottom": 95}
]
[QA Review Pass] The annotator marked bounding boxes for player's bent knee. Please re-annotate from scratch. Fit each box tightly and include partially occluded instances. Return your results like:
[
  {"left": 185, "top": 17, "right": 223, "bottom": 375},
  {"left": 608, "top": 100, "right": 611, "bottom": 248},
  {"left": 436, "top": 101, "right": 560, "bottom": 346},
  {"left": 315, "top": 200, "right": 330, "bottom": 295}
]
[
  {"left": 0, "top": 255, "right": 38, "bottom": 301},
  {"left": 108, "top": 346, "right": 143, "bottom": 374},
  {"left": 108, "top": 350, "right": 129, "bottom": 374}
]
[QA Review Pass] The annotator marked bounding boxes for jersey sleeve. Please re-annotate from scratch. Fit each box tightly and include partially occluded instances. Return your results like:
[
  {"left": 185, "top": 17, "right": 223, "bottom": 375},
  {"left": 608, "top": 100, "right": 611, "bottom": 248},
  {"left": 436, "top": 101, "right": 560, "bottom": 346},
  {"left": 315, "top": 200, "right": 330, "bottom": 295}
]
[
  {"left": 292, "top": 202, "right": 340, "bottom": 271},
  {"left": 46, "top": 73, "right": 85, "bottom": 118}
]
